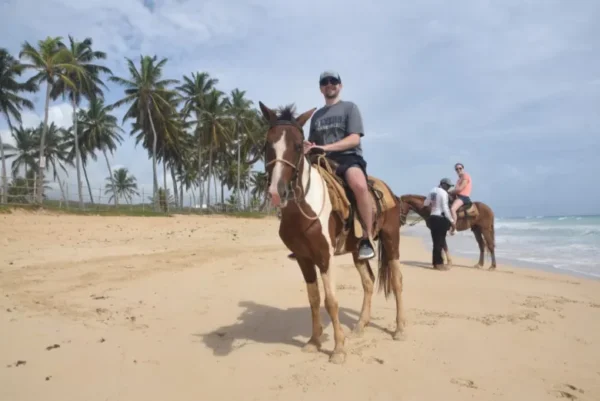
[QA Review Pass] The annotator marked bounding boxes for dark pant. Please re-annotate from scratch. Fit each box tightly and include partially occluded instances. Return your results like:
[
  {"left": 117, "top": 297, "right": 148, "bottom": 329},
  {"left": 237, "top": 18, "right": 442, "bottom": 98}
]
[{"left": 426, "top": 215, "right": 451, "bottom": 266}]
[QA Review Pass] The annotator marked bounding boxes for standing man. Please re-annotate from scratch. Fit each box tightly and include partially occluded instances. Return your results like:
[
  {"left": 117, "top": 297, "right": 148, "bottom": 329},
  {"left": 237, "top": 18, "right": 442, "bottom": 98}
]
[
  {"left": 289, "top": 70, "right": 375, "bottom": 260},
  {"left": 424, "top": 178, "right": 456, "bottom": 269},
  {"left": 448, "top": 162, "right": 472, "bottom": 234}
]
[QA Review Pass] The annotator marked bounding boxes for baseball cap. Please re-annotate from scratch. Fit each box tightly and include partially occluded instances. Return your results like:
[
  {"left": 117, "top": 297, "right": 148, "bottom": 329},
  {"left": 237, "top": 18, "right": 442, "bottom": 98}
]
[
  {"left": 439, "top": 178, "right": 453, "bottom": 187},
  {"left": 319, "top": 70, "right": 341, "bottom": 82}
]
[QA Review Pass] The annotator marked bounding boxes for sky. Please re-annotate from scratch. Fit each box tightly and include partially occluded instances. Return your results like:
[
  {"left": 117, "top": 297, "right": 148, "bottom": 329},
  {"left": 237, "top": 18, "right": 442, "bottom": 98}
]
[{"left": 0, "top": 0, "right": 599, "bottom": 217}]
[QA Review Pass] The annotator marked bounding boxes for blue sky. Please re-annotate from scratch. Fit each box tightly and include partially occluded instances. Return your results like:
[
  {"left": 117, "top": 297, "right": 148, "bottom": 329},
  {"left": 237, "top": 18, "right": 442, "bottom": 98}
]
[{"left": 0, "top": 0, "right": 599, "bottom": 217}]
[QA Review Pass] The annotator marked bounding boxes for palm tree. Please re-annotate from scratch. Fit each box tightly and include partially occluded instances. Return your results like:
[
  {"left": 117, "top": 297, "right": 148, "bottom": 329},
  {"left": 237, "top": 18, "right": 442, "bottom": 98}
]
[
  {"left": 62, "top": 122, "right": 95, "bottom": 202},
  {"left": 77, "top": 98, "right": 124, "bottom": 205},
  {"left": 198, "top": 88, "right": 230, "bottom": 207},
  {"left": 108, "top": 55, "right": 179, "bottom": 211},
  {"left": 8, "top": 125, "right": 38, "bottom": 193},
  {"left": 18, "top": 36, "right": 84, "bottom": 203},
  {"left": 226, "top": 88, "right": 254, "bottom": 209},
  {"left": 32, "top": 122, "right": 70, "bottom": 185},
  {"left": 177, "top": 71, "right": 218, "bottom": 206},
  {"left": 0, "top": 48, "right": 38, "bottom": 203},
  {"left": 250, "top": 171, "right": 268, "bottom": 211},
  {"left": 50, "top": 35, "right": 112, "bottom": 209},
  {"left": 104, "top": 167, "right": 139, "bottom": 204}
]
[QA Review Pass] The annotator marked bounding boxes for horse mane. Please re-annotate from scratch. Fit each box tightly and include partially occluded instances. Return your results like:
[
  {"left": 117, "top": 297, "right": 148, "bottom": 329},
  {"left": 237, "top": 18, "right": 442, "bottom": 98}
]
[
  {"left": 275, "top": 104, "right": 298, "bottom": 122},
  {"left": 399, "top": 194, "right": 426, "bottom": 202}
]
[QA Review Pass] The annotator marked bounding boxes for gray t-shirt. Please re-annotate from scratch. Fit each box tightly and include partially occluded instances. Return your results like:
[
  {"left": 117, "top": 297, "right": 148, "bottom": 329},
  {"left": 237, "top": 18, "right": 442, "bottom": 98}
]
[{"left": 308, "top": 100, "right": 365, "bottom": 157}]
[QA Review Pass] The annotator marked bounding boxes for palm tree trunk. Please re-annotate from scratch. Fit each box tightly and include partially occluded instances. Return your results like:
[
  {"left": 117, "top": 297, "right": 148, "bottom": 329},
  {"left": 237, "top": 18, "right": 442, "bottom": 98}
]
[
  {"left": 103, "top": 149, "right": 117, "bottom": 206},
  {"left": 196, "top": 120, "right": 203, "bottom": 207},
  {"left": 0, "top": 132, "right": 6, "bottom": 204},
  {"left": 170, "top": 167, "right": 178, "bottom": 209},
  {"left": 82, "top": 162, "right": 94, "bottom": 204},
  {"left": 207, "top": 133, "right": 213, "bottom": 207},
  {"left": 220, "top": 181, "right": 224, "bottom": 206},
  {"left": 147, "top": 103, "right": 159, "bottom": 212},
  {"left": 1, "top": 116, "right": 14, "bottom": 204},
  {"left": 37, "top": 82, "right": 52, "bottom": 204},
  {"left": 163, "top": 161, "right": 168, "bottom": 213},
  {"left": 72, "top": 97, "right": 84, "bottom": 209},
  {"left": 236, "top": 126, "right": 242, "bottom": 210}
]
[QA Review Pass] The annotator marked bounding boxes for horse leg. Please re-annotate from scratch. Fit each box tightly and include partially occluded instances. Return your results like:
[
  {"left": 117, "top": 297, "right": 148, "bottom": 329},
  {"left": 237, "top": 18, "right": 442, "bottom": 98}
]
[
  {"left": 472, "top": 226, "right": 485, "bottom": 268},
  {"left": 318, "top": 260, "right": 346, "bottom": 364},
  {"left": 296, "top": 257, "right": 323, "bottom": 353},
  {"left": 350, "top": 253, "right": 374, "bottom": 337},
  {"left": 482, "top": 227, "right": 497, "bottom": 269},
  {"left": 380, "top": 227, "right": 406, "bottom": 341}
]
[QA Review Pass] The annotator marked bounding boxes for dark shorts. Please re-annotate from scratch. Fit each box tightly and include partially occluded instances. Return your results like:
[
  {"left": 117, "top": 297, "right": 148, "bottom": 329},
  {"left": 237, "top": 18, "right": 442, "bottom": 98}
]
[
  {"left": 327, "top": 153, "right": 368, "bottom": 181},
  {"left": 456, "top": 195, "right": 471, "bottom": 205}
]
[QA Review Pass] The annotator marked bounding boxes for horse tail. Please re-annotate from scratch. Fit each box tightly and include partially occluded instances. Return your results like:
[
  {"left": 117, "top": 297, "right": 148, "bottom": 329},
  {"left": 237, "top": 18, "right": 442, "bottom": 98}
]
[{"left": 376, "top": 238, "right": 392, "bottom": 299}]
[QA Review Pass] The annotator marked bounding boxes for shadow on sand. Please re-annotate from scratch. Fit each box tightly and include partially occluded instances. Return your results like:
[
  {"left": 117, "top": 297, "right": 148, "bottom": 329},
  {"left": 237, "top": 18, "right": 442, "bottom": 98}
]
[
  {"left": 401, "top": 260, "right": 481, "bottom": 270},
  {"left": 194, "top": 300, "right": 391, "bottom": 357}
]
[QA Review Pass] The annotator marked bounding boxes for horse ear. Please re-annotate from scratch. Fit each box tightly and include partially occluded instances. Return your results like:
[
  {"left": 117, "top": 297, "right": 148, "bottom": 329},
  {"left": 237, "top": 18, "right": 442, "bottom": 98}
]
[
  {"left": 295, "top": 107, "right": 316, "bottom": 127},
  {"left": 259, "top": 101, "right": 277, "bottom": 124}
]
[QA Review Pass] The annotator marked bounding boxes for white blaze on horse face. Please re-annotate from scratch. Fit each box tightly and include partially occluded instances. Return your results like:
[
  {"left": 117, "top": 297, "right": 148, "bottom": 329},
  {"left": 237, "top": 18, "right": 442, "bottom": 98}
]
[{"left": 268, "top": 130, "right": 287, "bottom": 207}]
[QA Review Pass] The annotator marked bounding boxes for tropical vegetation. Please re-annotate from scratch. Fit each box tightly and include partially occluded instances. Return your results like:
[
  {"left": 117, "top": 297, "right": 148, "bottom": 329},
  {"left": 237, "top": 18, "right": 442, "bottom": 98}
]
[{"left": 0, "top": 36, "right": 271, "bottom": 212}]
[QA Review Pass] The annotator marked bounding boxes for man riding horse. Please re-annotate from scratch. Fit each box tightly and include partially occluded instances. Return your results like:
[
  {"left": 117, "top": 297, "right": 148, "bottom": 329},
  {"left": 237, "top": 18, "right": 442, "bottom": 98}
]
[{"left": 287, "top": 70, "right": 376, "bottom": 260}]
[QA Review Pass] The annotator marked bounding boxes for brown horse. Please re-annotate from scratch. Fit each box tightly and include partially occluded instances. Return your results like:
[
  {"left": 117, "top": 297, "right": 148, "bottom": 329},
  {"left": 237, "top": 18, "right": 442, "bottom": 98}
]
[
  {"left": 398, "top": 194, "right": 497, "bottom": 269},
  {"left": 259, "top": 102, "right": 405, "bottom": 364}
]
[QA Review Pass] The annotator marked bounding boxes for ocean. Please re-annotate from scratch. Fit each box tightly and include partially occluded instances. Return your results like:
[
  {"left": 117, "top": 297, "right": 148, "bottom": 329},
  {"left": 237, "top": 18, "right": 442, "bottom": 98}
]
[{"left": 404, "top": 215, "right": 600, "bottom": 280}]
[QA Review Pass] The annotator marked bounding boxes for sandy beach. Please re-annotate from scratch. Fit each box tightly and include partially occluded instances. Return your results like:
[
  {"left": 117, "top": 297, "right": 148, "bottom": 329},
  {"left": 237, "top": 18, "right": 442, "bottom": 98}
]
[{"left": 1, "top": 211, "right": 599, "bottom": 401}]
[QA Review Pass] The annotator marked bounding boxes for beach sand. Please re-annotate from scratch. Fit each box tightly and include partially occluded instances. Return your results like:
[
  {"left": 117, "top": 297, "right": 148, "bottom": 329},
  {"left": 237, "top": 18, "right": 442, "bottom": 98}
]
[{"left": 1, "top": 211, "right": 599, "bottom": 401}]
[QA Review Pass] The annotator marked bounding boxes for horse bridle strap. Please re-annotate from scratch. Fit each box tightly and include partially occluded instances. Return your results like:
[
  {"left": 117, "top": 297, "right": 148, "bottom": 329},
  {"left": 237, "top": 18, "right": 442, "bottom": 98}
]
[{"left": 264, "top": 119, "right": 312, "bottom": 201}]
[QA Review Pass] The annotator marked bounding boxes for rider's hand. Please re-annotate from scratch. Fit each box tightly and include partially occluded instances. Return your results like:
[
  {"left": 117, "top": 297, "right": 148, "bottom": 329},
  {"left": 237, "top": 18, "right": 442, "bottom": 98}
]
[{"left": 303, "top": 141, "right": 315, "bottom": 154}]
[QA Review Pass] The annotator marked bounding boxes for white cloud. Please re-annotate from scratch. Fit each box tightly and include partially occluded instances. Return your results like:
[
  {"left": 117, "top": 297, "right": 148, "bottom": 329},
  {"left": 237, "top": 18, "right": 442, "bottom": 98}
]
[{"left": 1, "top": 0, "right": 599, "bottom": 215}]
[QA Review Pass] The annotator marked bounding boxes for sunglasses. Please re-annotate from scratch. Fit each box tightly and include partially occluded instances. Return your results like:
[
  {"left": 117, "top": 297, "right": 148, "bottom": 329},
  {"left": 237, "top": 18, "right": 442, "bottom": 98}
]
[{"left": 320, "top": 77, "right": 340, "bottom": 86}]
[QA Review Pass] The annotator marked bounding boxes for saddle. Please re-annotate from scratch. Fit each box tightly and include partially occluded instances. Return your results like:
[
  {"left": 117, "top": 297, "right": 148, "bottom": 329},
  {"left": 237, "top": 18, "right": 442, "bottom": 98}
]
[{"left": 308, "top": 153, "right": 397, "bottom": 254}]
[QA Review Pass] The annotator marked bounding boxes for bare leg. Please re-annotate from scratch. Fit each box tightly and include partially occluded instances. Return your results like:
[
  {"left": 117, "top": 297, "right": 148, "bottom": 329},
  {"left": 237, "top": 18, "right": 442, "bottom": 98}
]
[
  {"left": 346, "top": 167, "right": 373, "bottom": 238},
  {"left": 320, "top": 268, "right": 346, "bottom": 364},
  {"left": 450, "top": 198, "right": 463, "bottom": 234},
  {"left": 350, "top": 253, "right": 374, "bottom": 337},
  {"left": 482, "top": 228, "right": 497, "bottom": 269},
  {"left": 472, "top": 226, "right": 485, "bottom": 268},
  {"left": 443, "top": 245, "right": 453, "bottom": 267},
  {"left": 297, "top": 258, "right": 323, "bottom": 352}
]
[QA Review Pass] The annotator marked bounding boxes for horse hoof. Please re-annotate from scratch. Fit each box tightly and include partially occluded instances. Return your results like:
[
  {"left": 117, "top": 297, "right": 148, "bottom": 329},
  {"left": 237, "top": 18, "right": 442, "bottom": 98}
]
[
  {"left": 393, "top": 330, "right": 406, "bottom": 341},
  {"left": 489, "top": 265, "right": 497, "bottom": 270},
  {"left": 302, "top": 341, "right": 320, "bottom": 353},
  {"left": 473, "top": 263, "right": 483, "bottom": 269},
  {"left": 329, "top": 350, "right": 346, "bottom": 364},
  {"left": 350, "top": 324, "right": 367, "bottom": 338}
]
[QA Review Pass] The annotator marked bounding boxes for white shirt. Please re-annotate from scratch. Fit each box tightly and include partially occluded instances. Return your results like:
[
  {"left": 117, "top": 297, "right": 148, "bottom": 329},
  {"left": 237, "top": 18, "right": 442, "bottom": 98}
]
[{"left": 424, "top": 187, "right": 454, "bottom": 223}]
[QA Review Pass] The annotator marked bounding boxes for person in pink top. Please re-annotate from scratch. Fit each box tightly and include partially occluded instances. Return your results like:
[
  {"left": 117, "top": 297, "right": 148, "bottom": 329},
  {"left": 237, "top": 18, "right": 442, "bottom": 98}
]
[{"left": 448, "top": 162, "right": 472, "bottom": 234}]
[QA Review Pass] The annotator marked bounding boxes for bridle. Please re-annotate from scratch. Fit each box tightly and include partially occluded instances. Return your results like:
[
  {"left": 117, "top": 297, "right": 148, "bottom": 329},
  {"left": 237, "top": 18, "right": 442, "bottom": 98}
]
[{"left": 263, "top": 119, "right": 326, "bottom": 220}]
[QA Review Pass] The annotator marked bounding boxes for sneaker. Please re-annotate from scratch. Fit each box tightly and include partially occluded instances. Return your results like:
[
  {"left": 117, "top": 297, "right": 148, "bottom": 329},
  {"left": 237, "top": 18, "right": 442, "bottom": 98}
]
[{"left": 358, "top": 238, "right": 375, "bottom": 260}]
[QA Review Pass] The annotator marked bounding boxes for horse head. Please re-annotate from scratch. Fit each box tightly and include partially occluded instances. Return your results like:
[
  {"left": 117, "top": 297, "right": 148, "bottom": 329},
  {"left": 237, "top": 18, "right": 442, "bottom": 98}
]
[
  {"left": 398, "top": 194, "right": 428, "bottom": 226},
  {"left": 259, "top": 101, "right": 316, "bottom": 208}
]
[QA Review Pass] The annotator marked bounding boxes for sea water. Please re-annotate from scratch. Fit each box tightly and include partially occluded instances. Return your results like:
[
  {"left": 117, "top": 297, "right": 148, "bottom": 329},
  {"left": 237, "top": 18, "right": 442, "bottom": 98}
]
[{"left": 405, "top": 215, "right": 600, "bottom": 279}]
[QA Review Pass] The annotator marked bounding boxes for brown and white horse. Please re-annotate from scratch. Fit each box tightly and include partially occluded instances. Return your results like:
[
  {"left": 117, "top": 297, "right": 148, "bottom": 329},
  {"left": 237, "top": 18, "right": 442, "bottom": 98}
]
[{"left": 259, "top": 102, "right": 405, "bottom": 364}]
